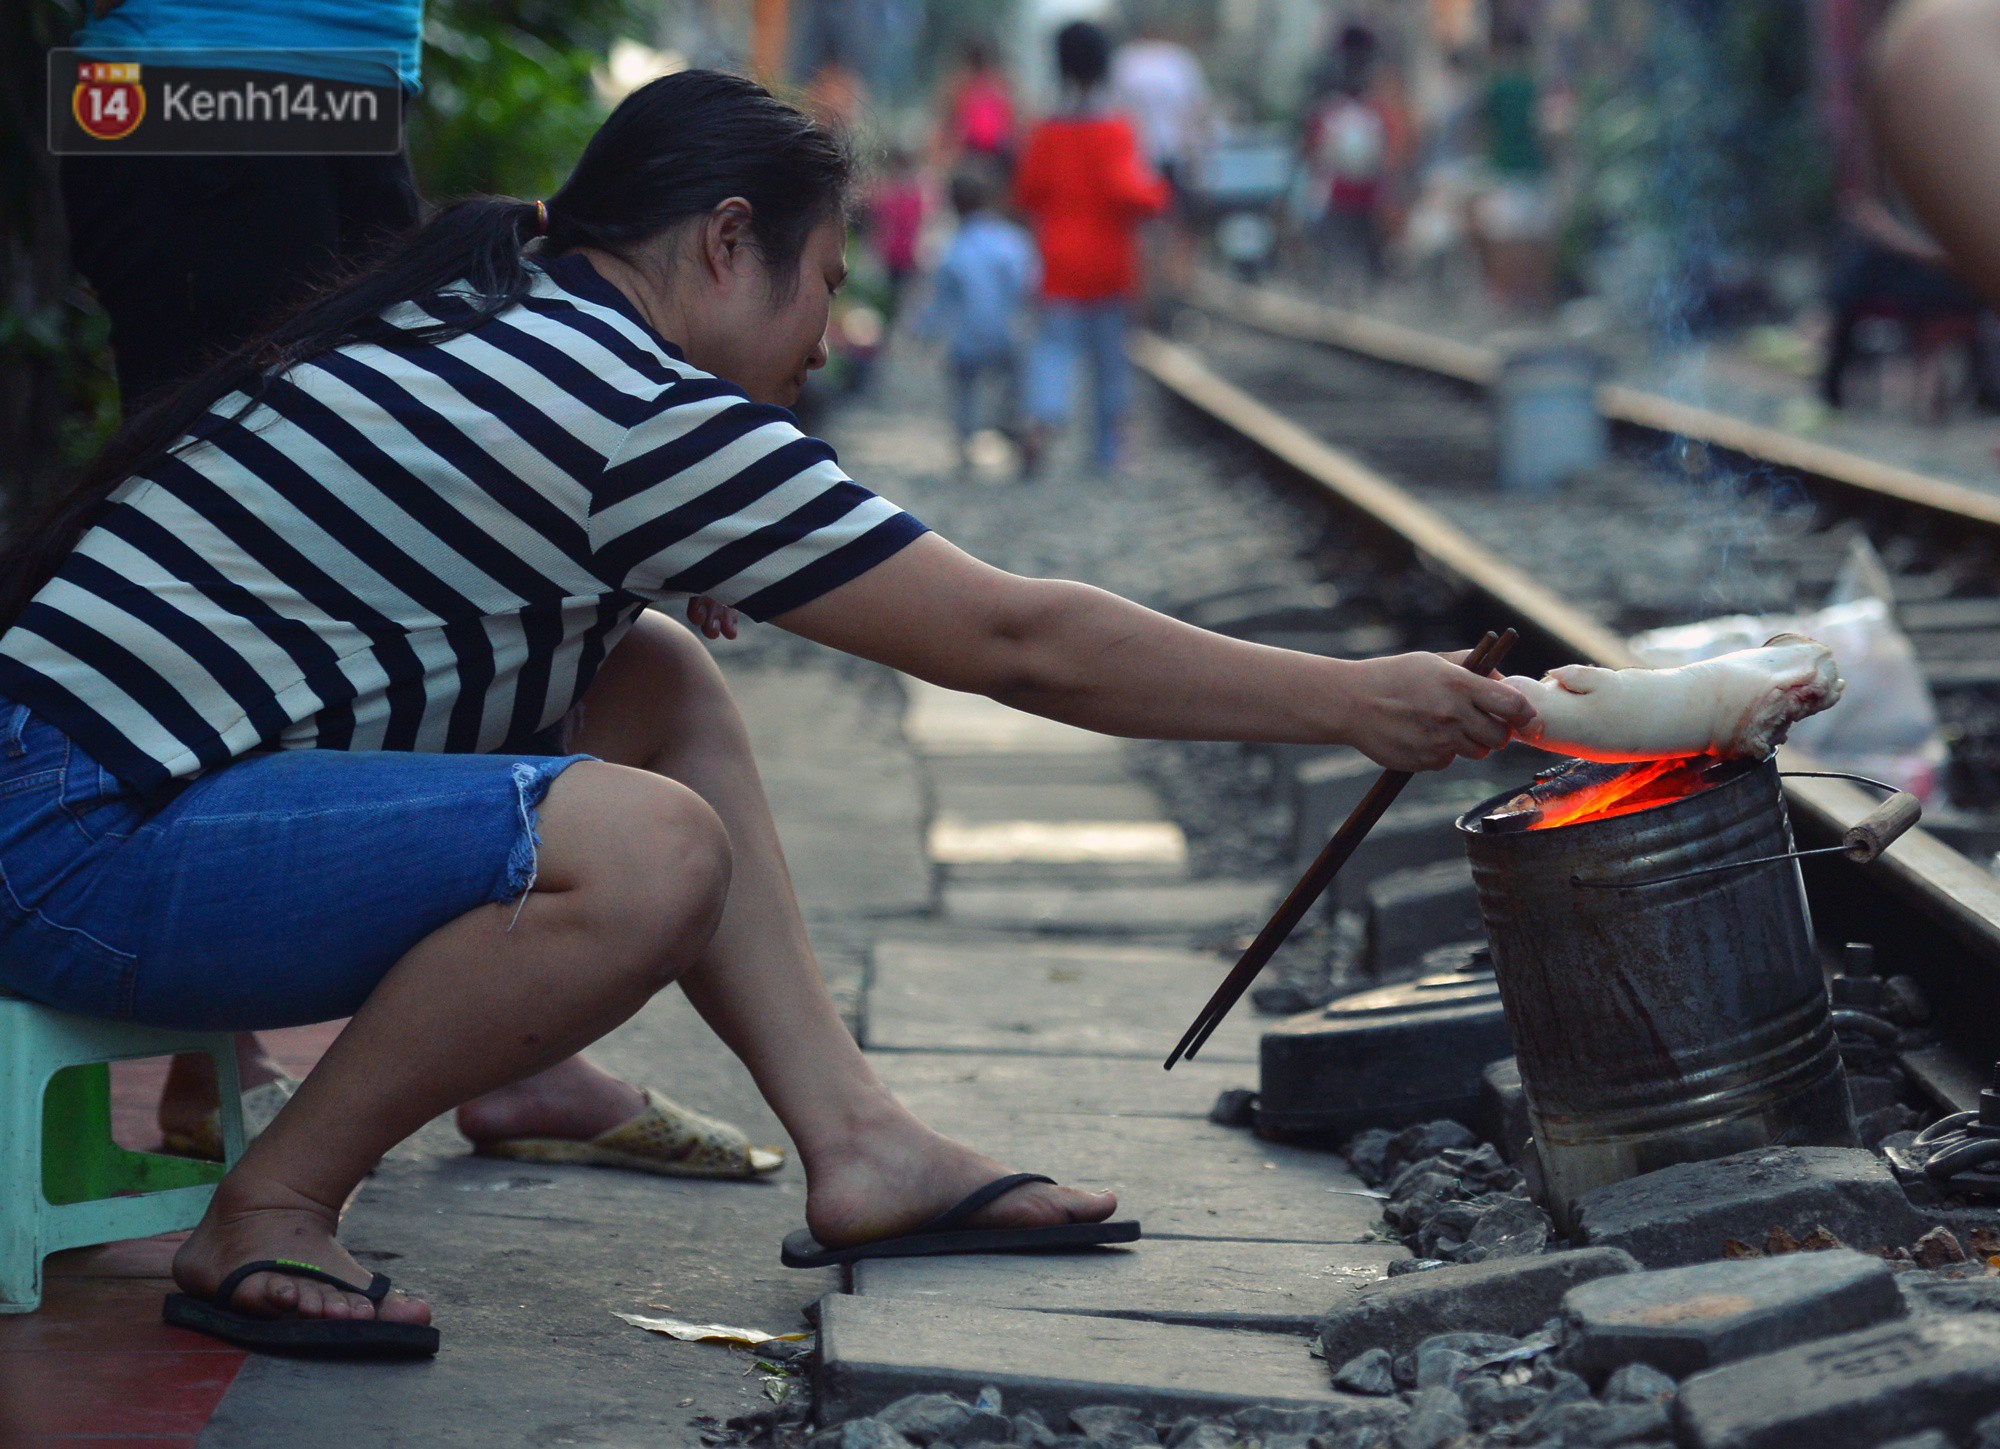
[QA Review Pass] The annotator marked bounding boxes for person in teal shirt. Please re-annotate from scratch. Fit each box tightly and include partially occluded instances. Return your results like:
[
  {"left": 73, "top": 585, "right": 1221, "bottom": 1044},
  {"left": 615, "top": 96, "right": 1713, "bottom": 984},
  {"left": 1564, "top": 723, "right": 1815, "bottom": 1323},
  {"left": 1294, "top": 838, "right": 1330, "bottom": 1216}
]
[{"left": 74, "top": 0, "right": 421, "bottom": 92}]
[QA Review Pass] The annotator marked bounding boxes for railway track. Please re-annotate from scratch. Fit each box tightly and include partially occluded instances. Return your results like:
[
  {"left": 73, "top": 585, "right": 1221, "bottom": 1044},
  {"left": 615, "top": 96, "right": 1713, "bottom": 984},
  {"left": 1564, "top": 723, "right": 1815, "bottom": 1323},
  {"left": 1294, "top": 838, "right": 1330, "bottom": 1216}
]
[{"left": 1127, "top": 294, "right": 2000, "bottom": 1111}]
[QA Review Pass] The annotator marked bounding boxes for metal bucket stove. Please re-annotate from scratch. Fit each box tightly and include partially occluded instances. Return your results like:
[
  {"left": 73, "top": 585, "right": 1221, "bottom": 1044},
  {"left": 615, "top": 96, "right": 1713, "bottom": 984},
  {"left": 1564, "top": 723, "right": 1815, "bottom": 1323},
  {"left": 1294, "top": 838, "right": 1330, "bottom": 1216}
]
[{"left": 1456, "top": 754, "right": 1863, "bottom": 1228}]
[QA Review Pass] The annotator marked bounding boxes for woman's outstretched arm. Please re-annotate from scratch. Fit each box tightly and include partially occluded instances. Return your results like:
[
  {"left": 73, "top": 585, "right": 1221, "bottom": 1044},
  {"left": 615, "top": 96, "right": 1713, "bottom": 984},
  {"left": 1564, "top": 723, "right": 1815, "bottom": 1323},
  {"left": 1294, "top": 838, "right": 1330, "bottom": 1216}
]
[{"left": 775, "top": 533, "right": 1533, "bottom": 772}]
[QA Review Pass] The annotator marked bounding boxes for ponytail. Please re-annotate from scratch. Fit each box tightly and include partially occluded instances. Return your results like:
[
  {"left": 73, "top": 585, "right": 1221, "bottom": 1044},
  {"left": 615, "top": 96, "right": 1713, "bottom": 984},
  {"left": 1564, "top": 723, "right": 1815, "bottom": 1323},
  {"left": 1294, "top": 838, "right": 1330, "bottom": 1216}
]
[{"left": 0, "top": 69, "right": 849, "bottom": 631}]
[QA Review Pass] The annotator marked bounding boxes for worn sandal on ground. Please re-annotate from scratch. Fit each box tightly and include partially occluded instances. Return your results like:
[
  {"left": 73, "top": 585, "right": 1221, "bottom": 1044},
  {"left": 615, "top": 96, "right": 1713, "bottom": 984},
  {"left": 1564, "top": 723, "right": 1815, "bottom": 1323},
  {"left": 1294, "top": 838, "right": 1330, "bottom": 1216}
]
[
  {"left": 780, "top": 1172, "right": 1141, "bottom": 1268},
  {"left": 163, "top": 1260, "right": 441, "bottom": 1358},
  {"left": 161, "top": 1076, "right": 300, "bottom": 1162},
  {"left": 472, "top": 1086, "right": 785, "bottom": 1179}
]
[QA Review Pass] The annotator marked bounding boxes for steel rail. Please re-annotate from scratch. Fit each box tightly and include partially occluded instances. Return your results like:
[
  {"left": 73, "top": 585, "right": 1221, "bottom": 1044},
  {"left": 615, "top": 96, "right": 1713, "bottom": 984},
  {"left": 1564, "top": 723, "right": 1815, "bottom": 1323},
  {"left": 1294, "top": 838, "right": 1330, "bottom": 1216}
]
[
  {"left": 1130, "top": 328, "right": 2000, "bottom": 970},
  {"left": 1191, "top": 272, "right": 2000, "bottom": 535}
]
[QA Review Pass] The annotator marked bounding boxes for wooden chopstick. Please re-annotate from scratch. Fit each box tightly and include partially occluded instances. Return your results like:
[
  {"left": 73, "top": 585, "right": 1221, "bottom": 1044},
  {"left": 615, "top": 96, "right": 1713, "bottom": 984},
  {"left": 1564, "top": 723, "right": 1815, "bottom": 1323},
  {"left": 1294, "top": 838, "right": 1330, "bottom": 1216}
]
[{"left": 1164, "top": 628, "right": 1518, "bottom": 1069}]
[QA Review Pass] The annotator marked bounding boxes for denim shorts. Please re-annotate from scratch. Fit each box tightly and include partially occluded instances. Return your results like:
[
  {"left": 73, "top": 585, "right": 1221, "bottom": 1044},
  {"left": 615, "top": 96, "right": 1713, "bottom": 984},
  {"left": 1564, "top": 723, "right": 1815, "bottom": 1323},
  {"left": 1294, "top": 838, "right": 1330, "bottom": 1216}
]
[{"left": 0, "top": 697, "right": 592, "bottom": 1031}]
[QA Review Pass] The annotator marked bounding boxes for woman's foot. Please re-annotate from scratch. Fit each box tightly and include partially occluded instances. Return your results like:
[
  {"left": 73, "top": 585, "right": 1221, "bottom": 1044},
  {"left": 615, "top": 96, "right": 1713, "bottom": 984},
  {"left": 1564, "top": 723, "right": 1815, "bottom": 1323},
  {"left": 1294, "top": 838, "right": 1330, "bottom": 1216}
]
[
  {"left": 453, "top": 1055, "right": 647, "bottom": 1145},
  {"left": 157, "top": 1035, "right": 287, "bottom": 1143},
  {"left": 171, "top": 1177, "right": 431, "bottom": 1325},
  {"left": 801, "top": 1102, "right": 1116, "bottom": 1250}
]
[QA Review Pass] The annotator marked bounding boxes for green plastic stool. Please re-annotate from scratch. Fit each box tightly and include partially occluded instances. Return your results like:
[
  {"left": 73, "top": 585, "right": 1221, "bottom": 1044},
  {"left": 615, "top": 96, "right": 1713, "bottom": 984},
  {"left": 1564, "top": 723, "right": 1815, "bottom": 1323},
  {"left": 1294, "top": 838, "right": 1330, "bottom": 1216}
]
[{"left": 1, "top": 994, "right": 245, "bottom": 1313}]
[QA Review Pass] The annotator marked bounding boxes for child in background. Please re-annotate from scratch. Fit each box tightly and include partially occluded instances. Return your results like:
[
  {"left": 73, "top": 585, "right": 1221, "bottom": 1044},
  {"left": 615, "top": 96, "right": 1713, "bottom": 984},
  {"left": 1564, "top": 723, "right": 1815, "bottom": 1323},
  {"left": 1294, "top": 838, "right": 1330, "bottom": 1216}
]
[
  {"left": 868, "top": 147, "right": 928, "bottom": 316},
  {"left": 935, "top": 38, "right": 1019, "bottom": 169},
  {"left": 917, "top": 163, "right": 1040, "bottom": 472},
  {"left": 1013, "top": 21, "right": 1169, "bottom": 473}
]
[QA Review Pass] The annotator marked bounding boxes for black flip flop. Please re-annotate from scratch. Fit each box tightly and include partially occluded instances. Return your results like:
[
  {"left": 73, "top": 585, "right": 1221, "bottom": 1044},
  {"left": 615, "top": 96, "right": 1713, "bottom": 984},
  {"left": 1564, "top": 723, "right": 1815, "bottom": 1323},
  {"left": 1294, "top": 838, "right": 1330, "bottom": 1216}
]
[
  {"left": 163, "top": 1259, "right": 441, "bottom": 1358},
  {"left": 781, "top": 1172, "right": 1141, "bottom": 1268}
]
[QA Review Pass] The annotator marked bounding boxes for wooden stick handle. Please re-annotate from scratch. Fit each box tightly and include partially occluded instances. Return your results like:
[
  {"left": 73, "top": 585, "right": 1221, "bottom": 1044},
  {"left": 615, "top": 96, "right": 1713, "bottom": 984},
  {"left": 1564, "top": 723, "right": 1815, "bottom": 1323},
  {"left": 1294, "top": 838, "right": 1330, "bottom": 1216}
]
[{"left": 1165, "top": 627, "right": 1518, "bottom": 1069}]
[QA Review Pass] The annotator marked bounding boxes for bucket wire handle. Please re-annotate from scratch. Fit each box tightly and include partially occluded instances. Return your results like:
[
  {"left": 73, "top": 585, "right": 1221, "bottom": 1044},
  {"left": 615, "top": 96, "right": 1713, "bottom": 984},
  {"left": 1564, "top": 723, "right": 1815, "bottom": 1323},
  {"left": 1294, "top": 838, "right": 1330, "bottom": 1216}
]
[{"left": 1570, "top": 771, "right": 1921, "bottom": 890}]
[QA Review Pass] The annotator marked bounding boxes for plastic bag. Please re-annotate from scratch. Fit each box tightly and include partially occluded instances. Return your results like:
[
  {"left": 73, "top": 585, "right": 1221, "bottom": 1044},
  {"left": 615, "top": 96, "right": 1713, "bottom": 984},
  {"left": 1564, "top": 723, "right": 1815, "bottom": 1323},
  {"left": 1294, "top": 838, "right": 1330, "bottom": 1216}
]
[{"left": 1627, "top": 545, "right": 1947, "bottom": 799}]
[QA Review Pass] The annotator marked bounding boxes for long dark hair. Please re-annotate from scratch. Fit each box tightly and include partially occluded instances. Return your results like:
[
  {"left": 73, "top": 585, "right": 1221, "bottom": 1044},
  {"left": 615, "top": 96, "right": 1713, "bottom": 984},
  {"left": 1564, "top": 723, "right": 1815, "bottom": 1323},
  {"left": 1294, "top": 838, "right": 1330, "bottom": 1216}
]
[{"left": 0, "top": 69, "right": 849, "bottom": 630}]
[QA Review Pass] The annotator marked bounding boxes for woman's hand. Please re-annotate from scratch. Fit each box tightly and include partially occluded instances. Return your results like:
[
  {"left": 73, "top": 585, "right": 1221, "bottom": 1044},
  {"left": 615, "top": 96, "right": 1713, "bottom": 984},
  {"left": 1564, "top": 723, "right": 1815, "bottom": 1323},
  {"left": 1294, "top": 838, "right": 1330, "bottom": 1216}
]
[
  {"left": 1342, "top": 651, "right": 1537, "bottom": 771},
  {"left": 686, "top": 596, "right": 739, "bottom": 640}
]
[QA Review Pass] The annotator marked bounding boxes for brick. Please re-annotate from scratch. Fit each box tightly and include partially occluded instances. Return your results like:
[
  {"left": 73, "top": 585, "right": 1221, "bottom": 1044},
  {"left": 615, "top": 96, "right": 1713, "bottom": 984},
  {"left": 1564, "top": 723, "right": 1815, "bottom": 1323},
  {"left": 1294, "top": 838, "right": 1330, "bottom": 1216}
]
[
  {"left": 1570, "top": 1148, "right": 1932, "bottom": 1268},
  {"left": 1316, "top": 1247, "right": 1641, "bottom": 1365},
  {"left": 1675, "top": 1314, "right": 2000, "bottom": 1449},
  {"left": 1561, "top": 1249, "right": 1904, "bottom": 1380}
]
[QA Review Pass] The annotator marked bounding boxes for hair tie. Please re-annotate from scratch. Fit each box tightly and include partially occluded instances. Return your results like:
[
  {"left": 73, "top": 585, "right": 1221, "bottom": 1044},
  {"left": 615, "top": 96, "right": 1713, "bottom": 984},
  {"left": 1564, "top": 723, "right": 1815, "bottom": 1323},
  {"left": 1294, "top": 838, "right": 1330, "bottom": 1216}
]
[{"left": 534, "top": 199, "right": 549, "bottom": 236}]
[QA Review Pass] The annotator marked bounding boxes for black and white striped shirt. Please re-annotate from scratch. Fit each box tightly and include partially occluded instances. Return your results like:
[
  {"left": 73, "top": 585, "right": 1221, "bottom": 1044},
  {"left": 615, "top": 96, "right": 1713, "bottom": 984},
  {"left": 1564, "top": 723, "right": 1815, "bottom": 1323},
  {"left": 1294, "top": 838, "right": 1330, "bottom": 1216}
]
[{"left": 0, "top": 253, "right": 927, "bottom": 795}]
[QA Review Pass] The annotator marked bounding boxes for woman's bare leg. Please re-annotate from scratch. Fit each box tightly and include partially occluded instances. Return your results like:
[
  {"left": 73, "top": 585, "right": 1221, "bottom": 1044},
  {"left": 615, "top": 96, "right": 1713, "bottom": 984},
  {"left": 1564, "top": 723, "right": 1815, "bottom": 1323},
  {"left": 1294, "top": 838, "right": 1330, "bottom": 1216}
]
[
  {"left": 460, "top": 613, "right": 1115, "bottom": 1246},
  {"left": 170, "top": 762, "right": 734, "bottom": 1322},
  {"left": 158, "top": 1035, "right": 287, "bottom": 1143}
]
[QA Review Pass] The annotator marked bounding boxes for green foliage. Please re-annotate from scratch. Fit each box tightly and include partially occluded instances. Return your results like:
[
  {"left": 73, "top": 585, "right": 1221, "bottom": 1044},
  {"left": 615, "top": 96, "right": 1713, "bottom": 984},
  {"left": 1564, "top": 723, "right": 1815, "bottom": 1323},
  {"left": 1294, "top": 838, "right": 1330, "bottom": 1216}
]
[
  {"left": 2, "top": 0, "right": 121, "bottom": 521},
  {"left": 0, "top": 298, "right": 119, "bottom": 470},
  {"left": 410, "top": 0, "right": 646, "bottom": 200}
]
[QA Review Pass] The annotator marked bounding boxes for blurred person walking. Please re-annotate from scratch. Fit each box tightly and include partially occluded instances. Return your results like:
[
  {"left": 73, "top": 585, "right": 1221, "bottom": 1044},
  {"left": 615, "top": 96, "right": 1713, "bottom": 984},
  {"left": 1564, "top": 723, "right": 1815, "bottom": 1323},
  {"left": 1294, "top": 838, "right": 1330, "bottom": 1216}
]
[
  {"left": 934, "top": 38, "right": 1019, "bottom": 169},
  {"left": 1303, "top": 26, "right": 1392, "bottom": 289},
  {"left": 915, "top": 163, "right": 1040, "bottom": 471},
  {"left": 1110, "top": 16, "right": 1211, "bottom": 307},
  {"left": 1399, "top": 46, "right": 1484, "bottom": 290},
  {"left": 1469, "top": 22, "right": 1557, "bottom": 309},
  {"left": 867, "top": 146, "right": 929, "bottom": 315},
  {"left": 1110, "top": 17, "right": 1211, "bottom": 201},
  {"left": 51, "top": 0, "right": 785, "bottom": 1183},
  {"left": 1013, "top": 21, "right": 1169, "bottom": 473}
]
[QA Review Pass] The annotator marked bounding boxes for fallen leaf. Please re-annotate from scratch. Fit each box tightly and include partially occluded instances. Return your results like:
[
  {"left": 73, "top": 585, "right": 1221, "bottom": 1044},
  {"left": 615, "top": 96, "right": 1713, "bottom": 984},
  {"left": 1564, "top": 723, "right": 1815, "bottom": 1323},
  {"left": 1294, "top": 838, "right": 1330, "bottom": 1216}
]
[
  {"left": 1798, "top": 1226, "right": 1845, "bottom": 1252},
  {"left": 1764, "top": 1227, "right": 1800, "bottom": 1255},
  {"left": 1722, "top": 1239, "right": 1763, "bottom": 1259},
  {"left": 616, "top": 1313, "right": 811, "bottom": 1348}
]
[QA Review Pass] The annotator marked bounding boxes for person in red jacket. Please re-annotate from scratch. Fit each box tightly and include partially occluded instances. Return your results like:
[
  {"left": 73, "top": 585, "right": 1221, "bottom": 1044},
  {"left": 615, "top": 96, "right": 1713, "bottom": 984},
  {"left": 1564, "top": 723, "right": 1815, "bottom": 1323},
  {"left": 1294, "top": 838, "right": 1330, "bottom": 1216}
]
[{"left": 1013, "top": 21, "right": 1169, "bottom": 473}]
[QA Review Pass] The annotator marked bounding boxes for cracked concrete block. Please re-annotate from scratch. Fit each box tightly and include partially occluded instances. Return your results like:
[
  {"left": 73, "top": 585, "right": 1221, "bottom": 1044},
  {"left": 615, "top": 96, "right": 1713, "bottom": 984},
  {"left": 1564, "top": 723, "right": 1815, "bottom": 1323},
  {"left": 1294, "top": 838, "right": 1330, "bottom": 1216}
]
[
  {"left": 852, "top": 1238, "right": 1405, "bottom": 1333},
  {"left": 1570, "top": 1148, "right": 1932, "bottom": 1268},
  {"left": 1316, "top": 1247, "right": 1641, "bottom": 1365},
  {"left": 1675, "top": 1314, "right": 2000, "bottom": 1449},
  {"left": 1561, "top": 1249, "right": 1904, "bottom": 1380},
  {"left": 818, "top": 1295, "right": 1370, "bottom": 1425}
]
